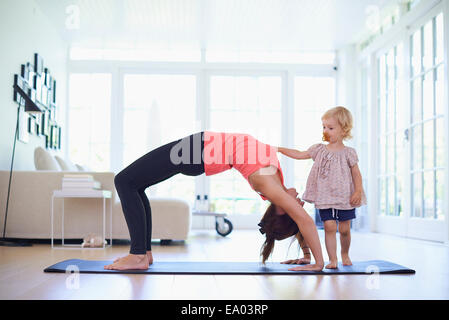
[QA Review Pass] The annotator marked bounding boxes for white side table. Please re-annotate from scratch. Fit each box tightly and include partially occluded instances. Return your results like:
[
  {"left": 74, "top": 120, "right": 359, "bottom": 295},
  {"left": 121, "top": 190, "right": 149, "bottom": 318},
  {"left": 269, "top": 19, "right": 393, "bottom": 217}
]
[{"left": 51, "top": 189, "right": 112, "bottom": 249}]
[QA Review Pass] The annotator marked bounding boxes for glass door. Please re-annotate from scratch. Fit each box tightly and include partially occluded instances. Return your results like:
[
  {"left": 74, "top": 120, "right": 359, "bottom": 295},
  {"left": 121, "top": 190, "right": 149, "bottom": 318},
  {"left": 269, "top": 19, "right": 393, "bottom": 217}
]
[
  {"left": 376, "top": 42, "right": 407, "bottom": 236},
  {"left": 407, "top": 12, "right": 446, "bottom": 241},
  {"left": 376, "top": 11, "right": 446, "bottom": 242}
]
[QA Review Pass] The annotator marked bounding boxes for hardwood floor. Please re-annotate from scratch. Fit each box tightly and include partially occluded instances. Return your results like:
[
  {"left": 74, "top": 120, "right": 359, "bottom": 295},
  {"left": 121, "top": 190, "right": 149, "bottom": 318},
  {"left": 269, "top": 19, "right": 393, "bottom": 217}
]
[{"left": 1, "top": 229, "right": 448, "bottom": 300}]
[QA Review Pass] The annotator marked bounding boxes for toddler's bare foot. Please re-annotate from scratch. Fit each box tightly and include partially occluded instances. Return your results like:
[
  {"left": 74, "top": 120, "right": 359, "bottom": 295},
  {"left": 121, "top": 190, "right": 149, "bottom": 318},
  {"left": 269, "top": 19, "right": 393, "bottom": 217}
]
[
  {"left": 104, "top": 254, "right": 149, "bottom": 270},
  {"left": 342, "top": 254, "right": 352, "bottom": 266},
  {"left": 325, "top": 260, "right": 338, "bottom": 269}
]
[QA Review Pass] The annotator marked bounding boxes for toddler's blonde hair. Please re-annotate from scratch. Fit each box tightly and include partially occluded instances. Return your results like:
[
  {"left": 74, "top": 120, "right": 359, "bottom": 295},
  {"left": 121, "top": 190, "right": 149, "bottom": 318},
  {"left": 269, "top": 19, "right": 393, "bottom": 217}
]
[{"left": 322, "top": 106, "right": 353, "bottom": 140}]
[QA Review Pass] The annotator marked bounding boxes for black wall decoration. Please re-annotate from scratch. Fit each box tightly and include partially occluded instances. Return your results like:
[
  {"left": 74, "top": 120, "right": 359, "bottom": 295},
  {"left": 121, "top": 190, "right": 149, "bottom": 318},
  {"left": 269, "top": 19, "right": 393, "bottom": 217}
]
[{"left": 13, "top": 53, "right": 61, "bottom": 150}]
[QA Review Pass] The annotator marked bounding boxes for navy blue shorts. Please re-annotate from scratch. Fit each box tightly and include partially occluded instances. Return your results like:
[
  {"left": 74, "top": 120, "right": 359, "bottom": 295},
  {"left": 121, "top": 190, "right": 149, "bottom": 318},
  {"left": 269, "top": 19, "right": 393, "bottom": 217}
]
[{"left": 319, "top": 208, "right": 356, "bottom": 222}]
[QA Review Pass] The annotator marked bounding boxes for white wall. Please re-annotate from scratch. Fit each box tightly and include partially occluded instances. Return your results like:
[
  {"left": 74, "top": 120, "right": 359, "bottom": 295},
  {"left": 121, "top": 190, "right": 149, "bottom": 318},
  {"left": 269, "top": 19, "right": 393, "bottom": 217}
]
[{"left": 0, "top": 0, "right": 68, "bottom": 171}]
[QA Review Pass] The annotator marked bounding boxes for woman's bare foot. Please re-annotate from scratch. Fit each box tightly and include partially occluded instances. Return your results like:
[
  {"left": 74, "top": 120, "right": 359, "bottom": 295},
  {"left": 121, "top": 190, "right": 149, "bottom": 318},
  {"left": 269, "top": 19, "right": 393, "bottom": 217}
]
[
  {"left": 113, "top": 251, "right": 153, "bottom": 264},
  {"left": 325, "top": 260, "right": 338, "bottom": 269},
  {"left": 104, "top": 254, "right": 149, "bottom": 270},
  {"left": 342, "top": 254, "right": 352, "bottom": 266},
  {"left": 146, "top": 251, "right": 154, "bottom": 265}
]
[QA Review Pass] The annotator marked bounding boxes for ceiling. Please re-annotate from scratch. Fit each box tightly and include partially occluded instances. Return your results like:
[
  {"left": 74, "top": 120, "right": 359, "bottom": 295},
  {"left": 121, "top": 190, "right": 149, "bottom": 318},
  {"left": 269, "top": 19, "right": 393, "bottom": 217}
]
[{"left": 35, "top": 0, "right": 389, "bottom": 52}]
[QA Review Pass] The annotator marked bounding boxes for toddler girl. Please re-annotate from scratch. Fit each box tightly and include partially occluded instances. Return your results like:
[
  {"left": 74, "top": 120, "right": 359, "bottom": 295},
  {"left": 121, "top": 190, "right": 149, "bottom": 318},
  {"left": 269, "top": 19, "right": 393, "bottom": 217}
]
[{"left": 278, "top": 106, "right": 366, "bottom": 269}]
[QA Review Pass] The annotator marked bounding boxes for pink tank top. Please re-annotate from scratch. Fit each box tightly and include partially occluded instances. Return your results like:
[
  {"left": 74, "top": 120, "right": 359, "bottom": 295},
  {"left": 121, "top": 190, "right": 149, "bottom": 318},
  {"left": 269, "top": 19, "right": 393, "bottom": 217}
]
[{"left": 203, "top": 131, "right": 284, "bottom": 200}]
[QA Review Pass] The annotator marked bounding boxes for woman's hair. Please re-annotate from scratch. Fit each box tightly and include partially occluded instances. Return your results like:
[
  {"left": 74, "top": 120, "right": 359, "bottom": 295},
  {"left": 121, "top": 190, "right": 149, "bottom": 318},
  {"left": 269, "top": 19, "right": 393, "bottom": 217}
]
[
  {"left": 258, "top": 203, "right": 302, "bottom": 264},
  {"left": 322, "top": 106, "right": 353, "bottom": 140}
]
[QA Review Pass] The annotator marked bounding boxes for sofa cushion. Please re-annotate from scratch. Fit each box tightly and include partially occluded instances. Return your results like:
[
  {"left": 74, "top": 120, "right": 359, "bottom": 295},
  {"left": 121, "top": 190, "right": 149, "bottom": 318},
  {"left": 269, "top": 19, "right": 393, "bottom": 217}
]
[
  {"left": 55, "top": 155, "right": 78, "bottom": 171},
  {"left": 34, "top": 147, "right": 61, "bottom": 171}
]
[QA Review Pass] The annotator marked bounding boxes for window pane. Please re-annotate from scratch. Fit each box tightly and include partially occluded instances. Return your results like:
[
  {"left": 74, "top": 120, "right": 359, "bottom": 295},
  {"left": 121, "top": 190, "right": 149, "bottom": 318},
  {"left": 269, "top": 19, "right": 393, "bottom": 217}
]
[
  {"left": 423, "top": 120, "right": 434, "bottom": 169},
  {"left": 396, "top": 174, "right": 403, "bottom": 216},
  {"left": 435, "top": 65, "right": 444, "bottom": 115},
  {"left": 380, "top": 95, "right": 386, "bottom": 135},
  {"left": 423, "top": 21, "right": 433, "bottom": 70},
  {"left": 396, "top": 81, "right": 405, "bottom": 130},
  {"left": 209, "top": 77, "right": 235, "bottom": 110},
  {"left": 412, "top": 78, "right": 422, "bottom": 123},
  {"left": 412, "top": 124, "right": 423, "bottom": 170},
  {"left": 422, "top": 72, "right": 434, "bottom": 120},
  {"left": 388, "top": 176, "right": 396, "bottom": 216},
  {"left": 123, "top": 144, "right": 146, "bottom": 169},
  {"left": 380, "top": 136, "right": 386, "bottom": 174},
  {"left": 210, "top": 76, "right": 282, "bottom": 144},
  {"left": 235, "top": 77, "right": 258, "bottom": 110},
  {"left": 123, "top": 75, "right": 197, "bottom": 146},
  {"left": 123, "top": 74, "right": 197, "bottom": 205},
  {"left": 259, "top": 77, "right": 283, "bottom": 111},
  {"left": 396, "top": 43, "right": 405, "bottom": 131},
  {"left": 387, "top": 48, "right": 395, "bottom": 92},
  {"left": 123, "top": 109, "right": 146, "bottom": 146},
  {"left": 209, "top": 75, "right": 282, "bottom": 215},
  {"left": 411, "top": 29, "right": 422, "bottom": 76},
  {"left": 436, "top": 170, "right": 445, "bottom": 220},
  {"left": 396, "top": 43, "right": 404, "bottom": 79},
  {"left": 387, "top": 92, "right": 395, "bottom": 133},
  {"left": 379, "top": 55, "right": 387, "bottom": 96},
  {"left": 413, "top": 172, "right": 423, "bottom": 217},
  {"left": 423, "top": 171, "right": 435, "bottom": 218},
  {"left": 395, "top": 130, "right": 404, "bottom": 217},
  {"left": 69, "top": 73, "right": 111, "bottom": 171},
  {"left": 155, "top": 177, "right": 196, "bottom": 202},
  {"left": 436, "top": 118, "right": 445, "bottom": 168},
  {"left": 69, "top": 108, "right": 90, "bottom": 165},
  {"left": 396, "top": 131, "right": 404, "bottom": 174},
  {"left": 294, "top": 76, "right": 336, "bottom": 214},
  {"left": 387, "top": 134, "right": 395, "bottom": 174},
  {"left": 380, "top": 178, "right": 386, "bottom": 216},
  {"left": 435, "top": 13, "right": 444, "bottom": 64},
  {"left": 90, "top": 143, "right": 110, "bottom": 171}
]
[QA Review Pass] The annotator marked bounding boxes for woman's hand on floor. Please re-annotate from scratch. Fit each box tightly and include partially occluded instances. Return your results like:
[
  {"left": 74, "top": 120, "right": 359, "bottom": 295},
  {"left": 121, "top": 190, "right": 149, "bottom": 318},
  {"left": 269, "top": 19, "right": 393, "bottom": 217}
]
[
  {"left": 281, "top": 257, "right": 311, "bottom": 265},
  {"left": 287, "top": 263, "right": 324, "bottom": 272}
]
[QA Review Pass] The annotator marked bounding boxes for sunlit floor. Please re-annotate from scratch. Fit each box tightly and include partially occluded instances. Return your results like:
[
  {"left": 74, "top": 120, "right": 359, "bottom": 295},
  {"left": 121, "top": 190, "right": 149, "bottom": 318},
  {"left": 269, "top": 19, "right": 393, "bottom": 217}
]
[{"left": 1, "top": 229, "right": 448, "bottom": 300}]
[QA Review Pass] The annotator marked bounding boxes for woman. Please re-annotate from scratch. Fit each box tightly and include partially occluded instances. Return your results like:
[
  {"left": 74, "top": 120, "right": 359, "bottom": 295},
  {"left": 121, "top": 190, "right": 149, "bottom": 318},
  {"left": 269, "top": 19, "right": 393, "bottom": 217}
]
[{"left": 105, "top": 131, "right": 324, "bottom": 271}]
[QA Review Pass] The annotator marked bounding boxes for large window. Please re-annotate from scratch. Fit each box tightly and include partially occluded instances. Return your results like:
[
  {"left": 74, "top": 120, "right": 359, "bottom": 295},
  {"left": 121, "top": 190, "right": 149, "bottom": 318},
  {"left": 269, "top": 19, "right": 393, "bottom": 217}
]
[
  {"left": 68, "top": 73, "right": 111, "bottom": 171},
  {"left": 208, "top": 75, "right": 282, "bottom": 215},
  {"left": 293, "top": 76, "right": 336, "bottom": 214},
  {"left": 122, "top": 74, "right": 197, "bottom": 205},
  {"left": 410, "top": 13, "right": 445, "bottom": 220}
]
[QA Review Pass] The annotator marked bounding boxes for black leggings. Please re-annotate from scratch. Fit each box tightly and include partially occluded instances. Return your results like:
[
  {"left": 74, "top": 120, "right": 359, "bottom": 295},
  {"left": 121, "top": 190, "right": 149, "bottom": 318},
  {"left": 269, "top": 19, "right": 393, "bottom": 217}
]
[{"left": 114, "top": 132, "right": 205, "bottom": 254}]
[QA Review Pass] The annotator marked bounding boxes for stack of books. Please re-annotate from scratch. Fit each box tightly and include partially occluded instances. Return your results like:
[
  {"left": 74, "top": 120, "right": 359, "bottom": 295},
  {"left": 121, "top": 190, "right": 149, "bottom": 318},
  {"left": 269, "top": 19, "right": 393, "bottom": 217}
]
[{"left": 62, "top": 174, "right": 101, "bottom": 191}]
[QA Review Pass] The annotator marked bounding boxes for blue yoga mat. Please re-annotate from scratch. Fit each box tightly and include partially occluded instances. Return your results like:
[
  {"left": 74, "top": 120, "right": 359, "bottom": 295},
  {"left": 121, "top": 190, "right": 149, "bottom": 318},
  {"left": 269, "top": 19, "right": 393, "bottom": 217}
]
[{"left": 44, "top": 259, "right": 415, "bottom": 275}]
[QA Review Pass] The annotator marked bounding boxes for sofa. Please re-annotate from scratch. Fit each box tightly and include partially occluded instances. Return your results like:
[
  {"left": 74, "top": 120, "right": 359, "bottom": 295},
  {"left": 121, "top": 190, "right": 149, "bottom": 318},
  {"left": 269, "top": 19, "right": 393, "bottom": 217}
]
[{"left": 0, "top": 147, "right": 192, "bottom": 242}]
